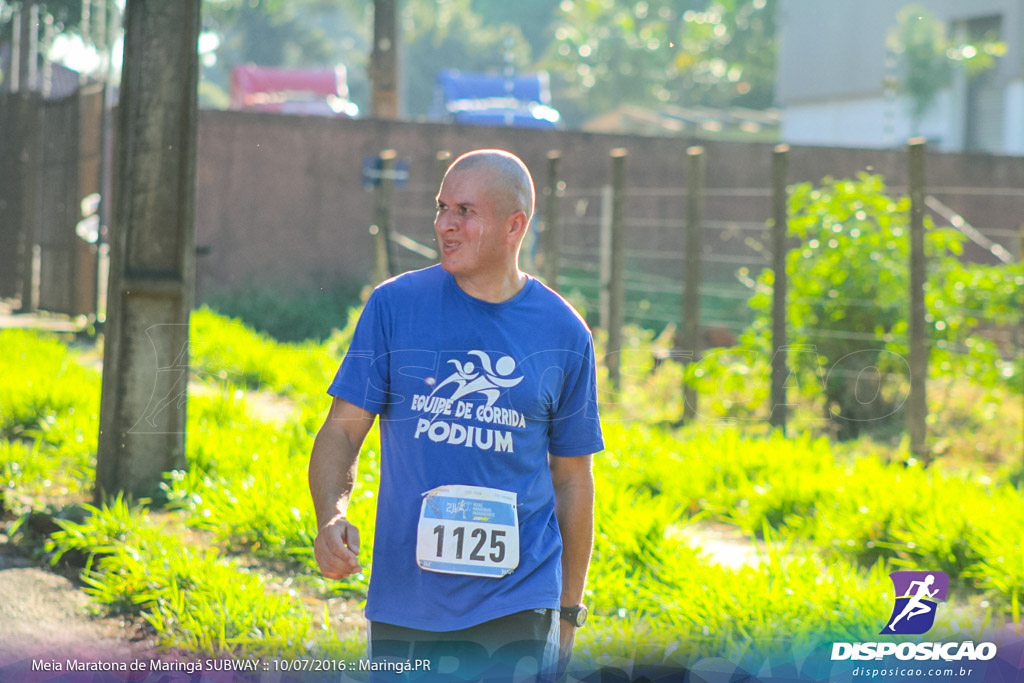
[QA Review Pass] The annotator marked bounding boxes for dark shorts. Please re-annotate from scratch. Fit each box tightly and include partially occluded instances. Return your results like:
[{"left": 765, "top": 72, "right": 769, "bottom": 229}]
[{"left": 367, "top": 608, "right": 559, "bottom": 682}]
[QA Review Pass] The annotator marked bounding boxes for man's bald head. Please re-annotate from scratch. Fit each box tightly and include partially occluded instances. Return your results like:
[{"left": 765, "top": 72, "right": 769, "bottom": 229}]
[{"left": 444, "top": 149, "right": 535, "bottom": 222}]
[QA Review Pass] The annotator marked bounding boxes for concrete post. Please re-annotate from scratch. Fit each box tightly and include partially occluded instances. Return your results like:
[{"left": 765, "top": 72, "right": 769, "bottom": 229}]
[{"left": 96, "top": 0, "right": 201, "bottom": 502}]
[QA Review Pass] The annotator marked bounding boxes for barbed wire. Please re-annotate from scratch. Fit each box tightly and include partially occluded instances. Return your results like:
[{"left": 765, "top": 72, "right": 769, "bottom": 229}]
[
  {"left": 389, "top": 173, "right": 1021, "bottom": 367},
  {"left": 557, "top": 256, "right": 1021, "bottom": 348},
  {"left": 394, "top": 181, "right": 1023, "bottom": 244}
]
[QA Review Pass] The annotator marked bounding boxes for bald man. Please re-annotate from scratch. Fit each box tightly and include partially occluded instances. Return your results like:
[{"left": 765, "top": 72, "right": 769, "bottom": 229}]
[{"left": 309, "top": 150, "right": 603, "bottom": 680}]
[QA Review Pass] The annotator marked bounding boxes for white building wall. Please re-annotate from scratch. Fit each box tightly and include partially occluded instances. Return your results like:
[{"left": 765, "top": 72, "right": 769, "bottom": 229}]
[
  {"left": 781, "top": 92, "right": 966, "bottom": 151},
  {"left": 1003, "top": 81, "right": 1024, "bottom": 154},
  {"left": 776, "top": 0, "right": 1024, "bottom": 155}
]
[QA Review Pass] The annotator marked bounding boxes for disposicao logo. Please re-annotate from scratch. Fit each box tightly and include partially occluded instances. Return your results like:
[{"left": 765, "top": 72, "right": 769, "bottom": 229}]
[
  {"left": 831, "top": 570, "right": 997, "bottom": 663},
  {"left": 881, "top": 570, "right": 948, "bottom": 635}
]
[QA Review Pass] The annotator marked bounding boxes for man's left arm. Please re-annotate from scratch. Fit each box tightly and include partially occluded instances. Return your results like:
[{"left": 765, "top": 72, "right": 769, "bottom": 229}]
[{"left": 550, "top": 453, "right": 595, "bottom": 669}]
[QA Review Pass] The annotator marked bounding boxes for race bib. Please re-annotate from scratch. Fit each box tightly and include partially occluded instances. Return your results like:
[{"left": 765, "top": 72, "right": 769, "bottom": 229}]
[{"left": 416, "top": 485, "right": 520, "bottom": 578}]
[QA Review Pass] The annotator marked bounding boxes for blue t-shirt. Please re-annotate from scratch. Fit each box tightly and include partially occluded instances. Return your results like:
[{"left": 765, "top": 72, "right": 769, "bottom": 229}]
[{"left": 327, "top": 265, "right": 604, "bottom": 631}]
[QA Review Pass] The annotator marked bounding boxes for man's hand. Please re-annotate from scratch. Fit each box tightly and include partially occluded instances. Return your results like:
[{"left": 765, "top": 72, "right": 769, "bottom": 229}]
[
  {"left": 313, "top": 514, "right": 362, "bottom": 579},
  {"left": 309, "top": 398, "right": 375, "bottom": 580},
  {"left": 557, "top": 619, "right": 576, "bottom": 675}
]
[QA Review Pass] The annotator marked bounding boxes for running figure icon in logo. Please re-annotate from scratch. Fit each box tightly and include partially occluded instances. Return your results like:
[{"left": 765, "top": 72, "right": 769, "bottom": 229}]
[
  {"left": 882, "top": 571, "right": 949, "bottom": 635},
  {"left": 429, "top": 350, "right": 523, "bottom": 408}
]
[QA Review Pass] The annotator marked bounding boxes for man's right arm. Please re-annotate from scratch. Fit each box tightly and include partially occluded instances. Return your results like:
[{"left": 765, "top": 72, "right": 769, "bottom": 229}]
[{"left": 309, "top": 397, "right": 377, "bottom": 579}]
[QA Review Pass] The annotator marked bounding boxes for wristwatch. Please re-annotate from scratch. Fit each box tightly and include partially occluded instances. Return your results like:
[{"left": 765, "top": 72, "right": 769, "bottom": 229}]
[{"left": 559, "top": 604, "right": 588, "bottom": 627}]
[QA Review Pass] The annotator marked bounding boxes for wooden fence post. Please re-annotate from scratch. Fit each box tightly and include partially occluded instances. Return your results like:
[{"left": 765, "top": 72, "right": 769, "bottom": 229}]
[
  {"left": 370, "top": 0, "right": 399, "bottom": 118},
  {"left": 372, "top": 149, "right": 397, "bottom": 283},
  {"left": 1020, "top": 224, "right": 1024, "bottom": 462},
  {"left": 907, "top": 138, "right": 930, "bottom": 463},
  {"left": 770, "top": 144, "right": 790, "bottom": 433},
  {"left": 540, "top": 150, "right": 561, "bottom": 291},
  {"left": 15, "top": 90, "right": 40, "bottom": 312},
  {"left": 599, "top": 185, "right": 612, "bottom": 329},
  {"left": 1016, "top": 224, "right": 1023, "bottom": 463},
  {"left": 606, "top": 148, "right": 627, "bottom": 390},
  {"left": 435, "top": 150, "right": 451, "bottom": 190},
  {"left": 14, "top": 3, "right": 41, "bottom": 312},
  {"left": 680, "top": 146, "right": 704, "bottom": 423},
  {"left": 430, "top": 151, "right": 451, "bottom": 265}
]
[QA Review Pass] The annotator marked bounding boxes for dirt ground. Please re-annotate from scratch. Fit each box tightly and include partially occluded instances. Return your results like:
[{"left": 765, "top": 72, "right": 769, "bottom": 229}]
[{"left": 0, "top": 538, "right": 154, "bottom": 674}]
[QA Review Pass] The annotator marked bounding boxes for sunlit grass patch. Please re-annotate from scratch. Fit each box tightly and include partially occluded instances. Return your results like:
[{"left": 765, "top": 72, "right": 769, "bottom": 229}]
[
  {"left": 0, "top": 438, "right": 92, "bottom": 508},
  {"left": 189, "top": 306, "right": 351, "bottom": 404},
  {"left": 599, "top": 420, "right": 1024, "bottom": 624},
  {"left": 966, "top": 515, "right": 1024, "bottom": 624},
  {"left": 577, "top": 534, "right": 892, "bottom": 669},
  {"left": 0, "top": 329, "right": 99, "bottom": 508},
  {"left": 0, "top": 329, "right": 99, "bottom": 447}
]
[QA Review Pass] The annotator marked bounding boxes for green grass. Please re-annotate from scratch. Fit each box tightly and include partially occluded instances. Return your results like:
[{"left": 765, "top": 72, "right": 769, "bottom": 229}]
[
  {"left": 203, "top": 280, "right": 363, "bottom": 343},
  {"left": 0, "top": 330, "right": 99, "bottom": 508},
  {"left": 1, "top": 311, "right": 1021, "bottom": 667},
  {"left": 189, "top": 306, "right": 353, "bottom": 402},
  {"left": 594, "top": 420, "right": 1024, "bottom": 616},
  {"left": 45, "top": 494, "right": 338, "bottom": 657}
]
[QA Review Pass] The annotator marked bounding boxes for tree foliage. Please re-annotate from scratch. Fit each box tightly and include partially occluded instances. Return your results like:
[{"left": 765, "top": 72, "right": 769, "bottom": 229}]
[
  {"left": 468, "top": 0, "right": 558, "bottom": 65},
  {"left": 888, "top": 5, "right": 950, "bottom": 129},
  {"left": 10, "top": 0, "right": 782, "bottom": 122},
  {"left": 1, "top": 0, "right": 84, "bottom": 39},
  {"left": 200, "top": 0, "right": 370, "bottom": 110},
  {"left": 888, "top": 4, "right": 1007, "bottom": 135},
  {"left": 541, "top": 0, "right": 777, "bottom": 124},
  {"left": 198, "top": 0, "right": 781, "bottom": 121}
]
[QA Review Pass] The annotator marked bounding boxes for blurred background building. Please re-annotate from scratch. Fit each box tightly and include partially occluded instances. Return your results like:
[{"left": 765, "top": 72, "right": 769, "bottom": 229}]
[{"left": 777, "top": 0, "right": 1022, "bottom": 153}]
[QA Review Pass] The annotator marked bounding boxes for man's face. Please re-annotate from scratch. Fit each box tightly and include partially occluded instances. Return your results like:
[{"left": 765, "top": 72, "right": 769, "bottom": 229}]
[{"left": 434, "top": 168, "right": 516, "bottom": 281}]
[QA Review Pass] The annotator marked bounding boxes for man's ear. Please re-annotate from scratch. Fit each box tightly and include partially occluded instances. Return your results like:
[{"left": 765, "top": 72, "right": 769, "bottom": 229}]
[{"left": 507, "top": 210, "right": 529, "bottom": 244}]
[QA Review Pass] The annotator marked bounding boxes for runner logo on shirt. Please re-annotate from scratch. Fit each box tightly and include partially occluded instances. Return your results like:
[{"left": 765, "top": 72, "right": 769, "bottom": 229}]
[
  {"left": 410, "top": 351, "right": 527, "bottom": 453},
  {"left": 429, "top": 351, "right": 524, "bottom": 406}
]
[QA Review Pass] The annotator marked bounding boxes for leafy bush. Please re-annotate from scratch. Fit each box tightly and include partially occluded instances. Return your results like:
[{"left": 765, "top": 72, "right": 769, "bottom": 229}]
[
  {"left": 926, "top": 259, "right": 1023, "bottom": 393},
  {"left": 744, "top": 174, "right": 1021, "bottom": 441},
  {"left": 745, "top": 175, "right": 959, "bottom": 438}
]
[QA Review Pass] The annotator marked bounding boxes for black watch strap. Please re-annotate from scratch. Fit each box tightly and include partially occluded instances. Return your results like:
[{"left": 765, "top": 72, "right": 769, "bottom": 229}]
[{"left": 559, "top": 604, "right": 588, "bottom": 627}]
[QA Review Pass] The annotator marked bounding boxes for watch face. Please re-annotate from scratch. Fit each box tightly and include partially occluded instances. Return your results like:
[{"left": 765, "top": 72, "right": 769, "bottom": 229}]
[{"left": 563, "top": 604, "right": 588, "bottom": 626}]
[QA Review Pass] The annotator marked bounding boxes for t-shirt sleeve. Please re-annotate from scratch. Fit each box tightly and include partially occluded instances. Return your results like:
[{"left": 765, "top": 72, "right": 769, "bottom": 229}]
[
  {"left": 547, "top": 334, "right": 604, "bottom": 457},
  {"left": 327, "top": 290, "right": 390, "bottom": 415}
]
